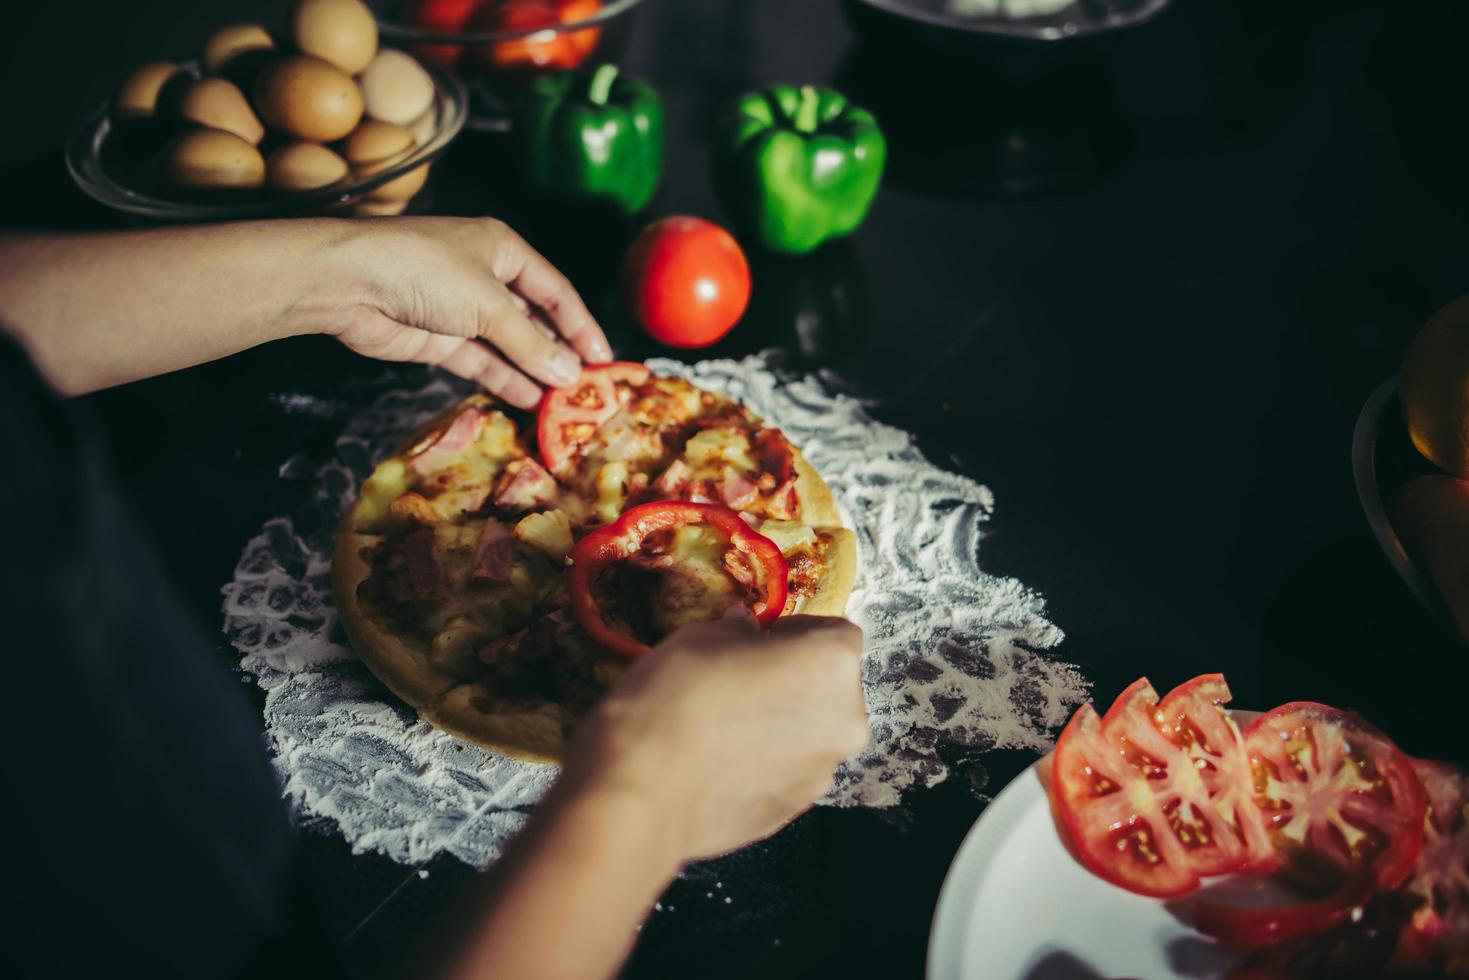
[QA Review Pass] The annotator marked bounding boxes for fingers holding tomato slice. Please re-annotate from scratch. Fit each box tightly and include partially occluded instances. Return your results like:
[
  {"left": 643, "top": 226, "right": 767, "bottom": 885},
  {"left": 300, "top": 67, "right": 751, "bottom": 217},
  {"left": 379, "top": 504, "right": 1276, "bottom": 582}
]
[{"left": 1244, "top": 702, "right": 1427, "bottom": 891}]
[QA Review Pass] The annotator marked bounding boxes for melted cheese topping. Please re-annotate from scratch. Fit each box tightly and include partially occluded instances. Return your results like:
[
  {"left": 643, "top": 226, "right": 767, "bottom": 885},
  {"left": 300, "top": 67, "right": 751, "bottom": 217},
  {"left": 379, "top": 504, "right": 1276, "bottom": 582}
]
[
  {"left": 429, "top": 613, "right": 495, "bottom": 678},
  {"left": 515, "top": 510, "right": 573, "bottom": 561},
  {"left": 682, "top": 426, "right": 759, "bottom": 487},
  {"left": 593, "top": 461, "right": 629, "bottom": 524},
  {"left": 648, "top": 524, "right": 743, "bottom": 635},
  {"left": 756, "top": 519, "right": 818, "bottom": 555},
  {"left": 365, "top": 411, "right": 525, "bottom": 533},
  {"left": 419, "top": 523, "right": 539, "bottom": 634},
  {"left": 564, "top": 378, "right": 714, "bottom": 503},
  {"left": 354, "top": 458, "right": 409, "bottom": 531},
  {"left": 476, "top": 412, "right": 520, "bottom": 459}
]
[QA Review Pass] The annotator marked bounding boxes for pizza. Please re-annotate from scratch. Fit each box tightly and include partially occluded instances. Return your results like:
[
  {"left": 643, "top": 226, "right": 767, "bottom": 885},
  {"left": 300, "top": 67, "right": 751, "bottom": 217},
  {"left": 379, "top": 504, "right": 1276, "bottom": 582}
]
[{"left": 332, "top": 362, "right": 858, "bottom": 763}]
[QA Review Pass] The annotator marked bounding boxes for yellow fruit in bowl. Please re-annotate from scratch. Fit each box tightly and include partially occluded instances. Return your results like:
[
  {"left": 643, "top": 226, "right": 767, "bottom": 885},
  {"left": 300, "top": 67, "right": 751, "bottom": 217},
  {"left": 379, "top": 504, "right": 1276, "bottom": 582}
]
[{"left": 1401, "top": 295, "right": 1469, "bottom": 478}]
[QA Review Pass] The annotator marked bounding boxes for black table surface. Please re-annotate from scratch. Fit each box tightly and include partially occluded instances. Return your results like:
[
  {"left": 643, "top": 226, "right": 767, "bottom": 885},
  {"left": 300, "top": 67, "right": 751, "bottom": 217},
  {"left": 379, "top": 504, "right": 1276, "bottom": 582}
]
[{"left": 5, "top": 0, "right": 1469, "bottom": 977}]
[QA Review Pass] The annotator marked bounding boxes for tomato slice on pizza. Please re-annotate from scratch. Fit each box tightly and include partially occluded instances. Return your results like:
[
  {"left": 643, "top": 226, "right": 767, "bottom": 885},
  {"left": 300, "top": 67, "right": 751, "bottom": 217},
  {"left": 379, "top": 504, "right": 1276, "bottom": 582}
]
[
  {"left": 566, "top": 500, "right": 789, "bottom": 659},
  {"left": 537, "top": 361, "right": 651, "bottom": 473}
]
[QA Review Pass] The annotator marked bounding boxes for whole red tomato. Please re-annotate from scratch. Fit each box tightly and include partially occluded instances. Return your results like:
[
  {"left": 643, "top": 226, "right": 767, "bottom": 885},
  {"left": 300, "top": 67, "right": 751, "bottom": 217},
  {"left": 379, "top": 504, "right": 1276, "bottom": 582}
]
[
  {"left": 406, "top": 0, "right": 478, "bottom": 66},
  {"left": 467, "top": 0, "right": 602, "bottom": 74},
  {"left": 623, "top": 216, "right": 752, "bottom": 349}
]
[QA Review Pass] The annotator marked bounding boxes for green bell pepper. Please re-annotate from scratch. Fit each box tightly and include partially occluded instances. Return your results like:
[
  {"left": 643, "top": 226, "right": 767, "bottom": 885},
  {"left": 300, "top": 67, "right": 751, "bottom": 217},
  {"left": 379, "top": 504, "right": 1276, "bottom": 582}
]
[
  {"left": 715, "top": 84, "right": 886, "bottom": 255},
  {"left": 516, "top": 63, "right": 664, "bottom": 215}
]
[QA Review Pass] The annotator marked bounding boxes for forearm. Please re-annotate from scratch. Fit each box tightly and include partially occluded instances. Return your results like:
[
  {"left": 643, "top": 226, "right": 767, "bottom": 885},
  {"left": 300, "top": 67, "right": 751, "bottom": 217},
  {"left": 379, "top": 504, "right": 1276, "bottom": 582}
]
[
  {"left": 0, "top": 220, "right": 367, "bottom": 394},
  {"left": 421, "top": 776, "right": 680, "bottom": 980}
]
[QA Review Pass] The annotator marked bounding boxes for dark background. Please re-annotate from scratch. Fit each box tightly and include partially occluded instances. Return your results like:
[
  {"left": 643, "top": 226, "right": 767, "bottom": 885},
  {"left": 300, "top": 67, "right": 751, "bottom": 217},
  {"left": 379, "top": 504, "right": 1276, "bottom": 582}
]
[{"left": 3, "top": 0, "right": 1467, "bottom": 976}]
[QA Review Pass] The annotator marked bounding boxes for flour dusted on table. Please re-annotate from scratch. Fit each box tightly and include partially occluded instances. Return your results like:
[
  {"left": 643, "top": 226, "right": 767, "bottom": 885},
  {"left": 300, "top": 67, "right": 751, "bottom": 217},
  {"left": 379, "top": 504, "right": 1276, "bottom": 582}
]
[{"left": 223, "top": 354, "right": 1088, "bottom": 867}]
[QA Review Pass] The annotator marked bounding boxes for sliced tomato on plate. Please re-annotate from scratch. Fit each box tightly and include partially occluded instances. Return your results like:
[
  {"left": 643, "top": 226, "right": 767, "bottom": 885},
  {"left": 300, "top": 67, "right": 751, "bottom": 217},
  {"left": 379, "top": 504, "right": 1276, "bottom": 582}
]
[
  {"left": 1053, "top": 698, "right": 1199, "bottom": 897},
  {"left": 537, "top": 361, "right": 651, "bottom": 472},
  {"left": 1207, "top": 758, "right": 1466, "bottom": 970},
  {"left": 1391, "top": 759, "right": 1469, "bottom": 969},
  {"left": 1053, "top": 674, "right": 1270, "bottom": 898},
  {"left": 1405, "top": 759, "right": 1469, "bottom": 913},
  {"left": 1117, "top": 675, "right": 1277, "bottom": 877},
  {"left": 1195, "top": 702, "right": 1429, "bottom": 951},
  {"left": 1243, "top": 702, "right": 1426, "bottom": 891},
  {"left": 1195, "top": 874, "right": 1376, "bottom": 951}
]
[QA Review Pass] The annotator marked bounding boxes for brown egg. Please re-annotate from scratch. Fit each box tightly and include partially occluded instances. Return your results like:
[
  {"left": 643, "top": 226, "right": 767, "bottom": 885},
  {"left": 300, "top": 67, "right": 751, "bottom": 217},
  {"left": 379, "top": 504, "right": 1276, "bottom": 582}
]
[
  {"left": 359, "top": 49, "right": 435, "bottom": 127},
  {"left": 162, "top": 129, "right": 266, "bottom": 190},
  {"left": 267, "top": 142, "right": 349, "bottom": 192},
  {"left": 178, "top": 78, "right": 265, "bottom": 145},
  {"left": 371, "top": 162, "right": 429, "bottom": 201},
  {"left": 341, "top": 120, "right": 428, "bottom": 201},
  {"left": 202, "top": 23, "right": 275, "bottom": 75},
  {"left": 114, "top": 62, "right": 190, "bottom": 121},
  {"left": 341, "top": 119, "right": 413, "bottom": 170},
  {"left": 254, "top": 55, "right": 363, "bottom": 142},
  {"left": 353, "top": 197, "right": 409, "bottom": 217},
  {"left": 291, "top": 0, "right": 378, "bottom": 76}
]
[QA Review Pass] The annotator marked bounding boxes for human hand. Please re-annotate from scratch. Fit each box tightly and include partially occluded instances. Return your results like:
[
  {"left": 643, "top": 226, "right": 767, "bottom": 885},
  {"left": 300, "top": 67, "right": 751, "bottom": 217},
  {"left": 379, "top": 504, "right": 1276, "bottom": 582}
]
[
  {"left": 561, "top": 616, "right": 869, "bottom": 864},
  {"left": 324, "top": 216, "right": 611, "bottom": 408}
]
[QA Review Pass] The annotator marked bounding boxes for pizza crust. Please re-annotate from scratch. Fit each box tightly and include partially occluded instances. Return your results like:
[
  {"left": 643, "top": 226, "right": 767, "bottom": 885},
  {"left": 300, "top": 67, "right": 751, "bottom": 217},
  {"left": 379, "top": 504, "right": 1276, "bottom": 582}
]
[
  {"left": 792, "top": 447, "right": 842, "bottom": 527},
  {"left": 332, "top": 530, "right": 458, "bottom": 708},
  {"left": 795, "top": 527, "right": 857, "bottom": 617},
  {"left": 424, "top": 682, "right": 567, "bottom": 764},
  {"left": 332, "top": 379, "right": 860, "bottom": 764}
]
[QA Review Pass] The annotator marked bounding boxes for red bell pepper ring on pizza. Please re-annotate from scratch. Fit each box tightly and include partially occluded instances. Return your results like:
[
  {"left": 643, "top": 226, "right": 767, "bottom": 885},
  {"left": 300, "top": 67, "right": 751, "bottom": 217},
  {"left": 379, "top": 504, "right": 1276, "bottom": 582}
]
[{"left": 567, "top": 500, "right": 789, "bottom": 658}]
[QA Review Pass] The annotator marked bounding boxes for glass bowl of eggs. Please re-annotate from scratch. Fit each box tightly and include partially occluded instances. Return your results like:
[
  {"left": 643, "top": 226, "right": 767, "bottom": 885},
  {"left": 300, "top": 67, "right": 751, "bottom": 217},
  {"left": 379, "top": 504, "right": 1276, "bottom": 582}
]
[
  {"left": 67, "top": 0, "right": 468, "bottom": 222},
  {"left": 369, "top": 0, "right": 648, "bottom": 127}
]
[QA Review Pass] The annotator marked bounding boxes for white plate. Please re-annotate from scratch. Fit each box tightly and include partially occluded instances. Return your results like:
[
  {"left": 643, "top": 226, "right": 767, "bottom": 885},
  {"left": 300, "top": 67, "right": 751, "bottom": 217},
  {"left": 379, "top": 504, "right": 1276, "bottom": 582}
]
[{"left": 927, "top": 750, "right": 1298, "bottom": 980}]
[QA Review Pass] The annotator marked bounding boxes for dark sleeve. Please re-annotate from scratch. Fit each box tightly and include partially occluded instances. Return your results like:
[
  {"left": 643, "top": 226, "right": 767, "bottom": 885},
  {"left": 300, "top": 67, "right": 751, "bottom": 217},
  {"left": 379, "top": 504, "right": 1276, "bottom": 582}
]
[{"left": 1, "top": 335, "right": 345, "bottom": 978}]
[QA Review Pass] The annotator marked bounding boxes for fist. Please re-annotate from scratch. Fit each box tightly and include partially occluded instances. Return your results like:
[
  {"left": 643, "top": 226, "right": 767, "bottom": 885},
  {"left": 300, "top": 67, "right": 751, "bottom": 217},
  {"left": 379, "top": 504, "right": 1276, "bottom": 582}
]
[{"left": 564, "top": 616, "right": 868, "bottom": 863}]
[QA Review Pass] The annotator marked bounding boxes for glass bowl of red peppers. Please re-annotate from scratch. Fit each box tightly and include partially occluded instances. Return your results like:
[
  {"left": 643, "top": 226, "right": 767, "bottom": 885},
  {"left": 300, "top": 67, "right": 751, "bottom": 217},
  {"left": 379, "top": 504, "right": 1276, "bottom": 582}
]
[{"left": 371, "top": 0, "right": 648, "bottom": 128}]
